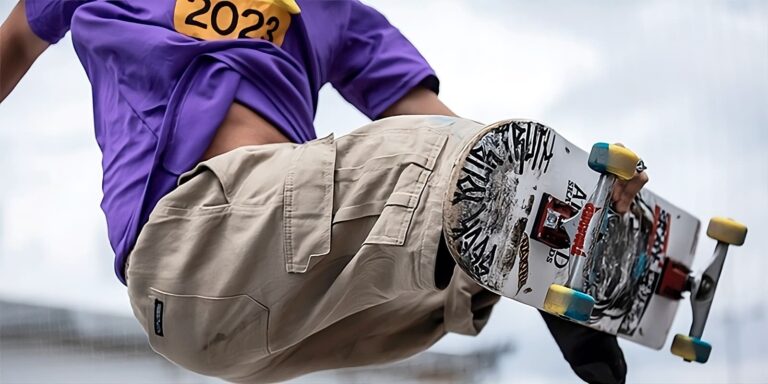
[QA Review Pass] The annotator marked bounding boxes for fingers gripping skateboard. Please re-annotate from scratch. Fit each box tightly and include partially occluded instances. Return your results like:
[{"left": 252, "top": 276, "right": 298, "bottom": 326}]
[{"left": 670, "top": 217, "right": 747, "bottom": 363}]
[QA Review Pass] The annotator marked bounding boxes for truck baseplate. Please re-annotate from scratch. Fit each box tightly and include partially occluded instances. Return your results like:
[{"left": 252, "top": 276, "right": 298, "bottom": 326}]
[{"left": 531, "top": 193, "right": 578, "bottom": 250}]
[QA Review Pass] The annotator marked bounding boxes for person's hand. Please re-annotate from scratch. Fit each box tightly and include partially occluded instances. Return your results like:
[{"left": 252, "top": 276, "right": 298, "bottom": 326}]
[{"left": 610, "top": 143, "right": 649, "bottom": 214}]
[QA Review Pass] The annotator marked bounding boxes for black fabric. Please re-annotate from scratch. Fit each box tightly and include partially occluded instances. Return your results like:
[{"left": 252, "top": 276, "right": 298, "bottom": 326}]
[
  {"left": 435, "top": 235, "right": 456, "bottom": 290},
  {"left": 540, "top": 311, "right": 627, "bottom": 384}
]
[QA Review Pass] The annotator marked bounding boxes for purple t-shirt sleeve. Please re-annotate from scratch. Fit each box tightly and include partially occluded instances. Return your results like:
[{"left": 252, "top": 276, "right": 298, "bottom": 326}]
[
  {"left": 328, "top": 1, "right": 439, "bottom": 119},
  {"left": 25, "top": 0, "right": 84, "bottom": 44}
]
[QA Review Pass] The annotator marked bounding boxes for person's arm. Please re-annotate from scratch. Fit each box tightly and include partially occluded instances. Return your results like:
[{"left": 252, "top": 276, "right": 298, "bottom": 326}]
[
  {"left": 0, "top": 0, "right": 49, "bottom": 103},
  {"left": 379, "top": 86, "right": 456, "bottom": 118}
]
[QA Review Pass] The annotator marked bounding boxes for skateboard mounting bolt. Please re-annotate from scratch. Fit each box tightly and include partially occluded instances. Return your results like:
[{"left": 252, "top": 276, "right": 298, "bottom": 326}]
[{"left": 544, "top": 210, "right": 561, "bottom": 229}]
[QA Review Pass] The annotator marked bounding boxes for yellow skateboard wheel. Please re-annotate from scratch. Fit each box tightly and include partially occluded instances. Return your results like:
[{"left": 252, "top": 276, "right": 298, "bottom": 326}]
[
  {"left": 671, "top": 334, "right": 711, "bottom": 363},
  {"left": 706, "top": 217, "right": 747, "bottom": 246},
  {"left": 543, "top": 284, "right": 595, "bottom": 322},
  {"left": 588, "top": 143, "right": 640, "bottom": 181}
]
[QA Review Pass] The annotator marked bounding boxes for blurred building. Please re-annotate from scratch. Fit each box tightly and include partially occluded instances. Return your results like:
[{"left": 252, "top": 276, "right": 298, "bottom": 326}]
[{"left": 0, "top": 300, "right": 513, "bottom": 383}]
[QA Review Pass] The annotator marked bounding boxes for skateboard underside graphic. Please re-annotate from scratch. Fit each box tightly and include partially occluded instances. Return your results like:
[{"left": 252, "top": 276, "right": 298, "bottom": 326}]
[{"left": 443, "top": 120, "right": 700, "bottom": 349}]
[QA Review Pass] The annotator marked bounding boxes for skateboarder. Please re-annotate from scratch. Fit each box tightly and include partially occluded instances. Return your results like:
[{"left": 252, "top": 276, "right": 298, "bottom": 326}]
[{"left": 1, "top": 0, "right": 646, "bottom": 382}]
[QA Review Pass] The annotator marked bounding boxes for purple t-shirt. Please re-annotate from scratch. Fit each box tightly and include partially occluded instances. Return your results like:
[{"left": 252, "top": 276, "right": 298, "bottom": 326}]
[{"left": 26, "top": 0, "right": 439, "bottom": 284}]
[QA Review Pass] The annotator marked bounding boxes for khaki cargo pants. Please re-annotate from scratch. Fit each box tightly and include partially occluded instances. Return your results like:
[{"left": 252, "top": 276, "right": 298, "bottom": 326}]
[{"left": 126, "top": 116, "right": 500, "bottom": 383}]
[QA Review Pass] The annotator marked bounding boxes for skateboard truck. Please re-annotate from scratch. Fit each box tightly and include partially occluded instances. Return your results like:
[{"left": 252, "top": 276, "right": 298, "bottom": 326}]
[
  {"left": 670, "top": 217, "right": 747, "bottom": 363},
  {"left": 542, "top": 143, "right": 640, "bottom": 322},
  {"left": 531, "top": 193, "right": 577, "bottom": 250}
]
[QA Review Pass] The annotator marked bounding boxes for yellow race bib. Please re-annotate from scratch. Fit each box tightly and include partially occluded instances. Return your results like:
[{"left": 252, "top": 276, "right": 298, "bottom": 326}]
[{"left": 174, "top": 0, "right": 300, "bottom": 46}]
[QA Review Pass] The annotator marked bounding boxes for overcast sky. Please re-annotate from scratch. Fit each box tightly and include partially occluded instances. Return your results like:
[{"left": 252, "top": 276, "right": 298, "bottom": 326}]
[{"left": 0, "top": 1, "right": 766, "bottom": 383}]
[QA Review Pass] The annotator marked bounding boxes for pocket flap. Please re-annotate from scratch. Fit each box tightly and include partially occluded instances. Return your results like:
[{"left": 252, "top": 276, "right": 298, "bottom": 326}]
[{"left": 283, "top": 135, "right": 336, "bottom": 273}]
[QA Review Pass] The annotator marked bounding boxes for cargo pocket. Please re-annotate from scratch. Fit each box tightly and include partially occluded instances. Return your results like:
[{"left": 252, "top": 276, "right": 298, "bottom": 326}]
[
  {"left": 283, "top": 135, "right": 336, "bottom": 273},
  {"left": 145, "top": 288, "right": 269, "bottom": 377},
  {"left": 359, "top": 131, "right": 447, "bottom": 246}
]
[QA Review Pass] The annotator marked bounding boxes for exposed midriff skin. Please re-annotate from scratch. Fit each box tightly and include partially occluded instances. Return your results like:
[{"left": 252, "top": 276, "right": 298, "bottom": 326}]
[
  {"left": 201, "top": 101, "right": 291, "bottom": 161},
  {"left": 201, "top": 87, "right": 456, "bottom": 161}
]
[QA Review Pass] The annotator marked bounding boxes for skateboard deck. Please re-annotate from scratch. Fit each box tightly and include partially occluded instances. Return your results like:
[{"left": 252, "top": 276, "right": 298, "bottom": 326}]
[{"left": 443, "top": 119, "right": 700, "bottom": 349}]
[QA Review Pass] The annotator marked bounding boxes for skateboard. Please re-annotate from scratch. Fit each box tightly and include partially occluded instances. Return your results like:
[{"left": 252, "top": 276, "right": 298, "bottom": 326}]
[{"left": 443, "top": 119, "right": 747, "bottom": 363}]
